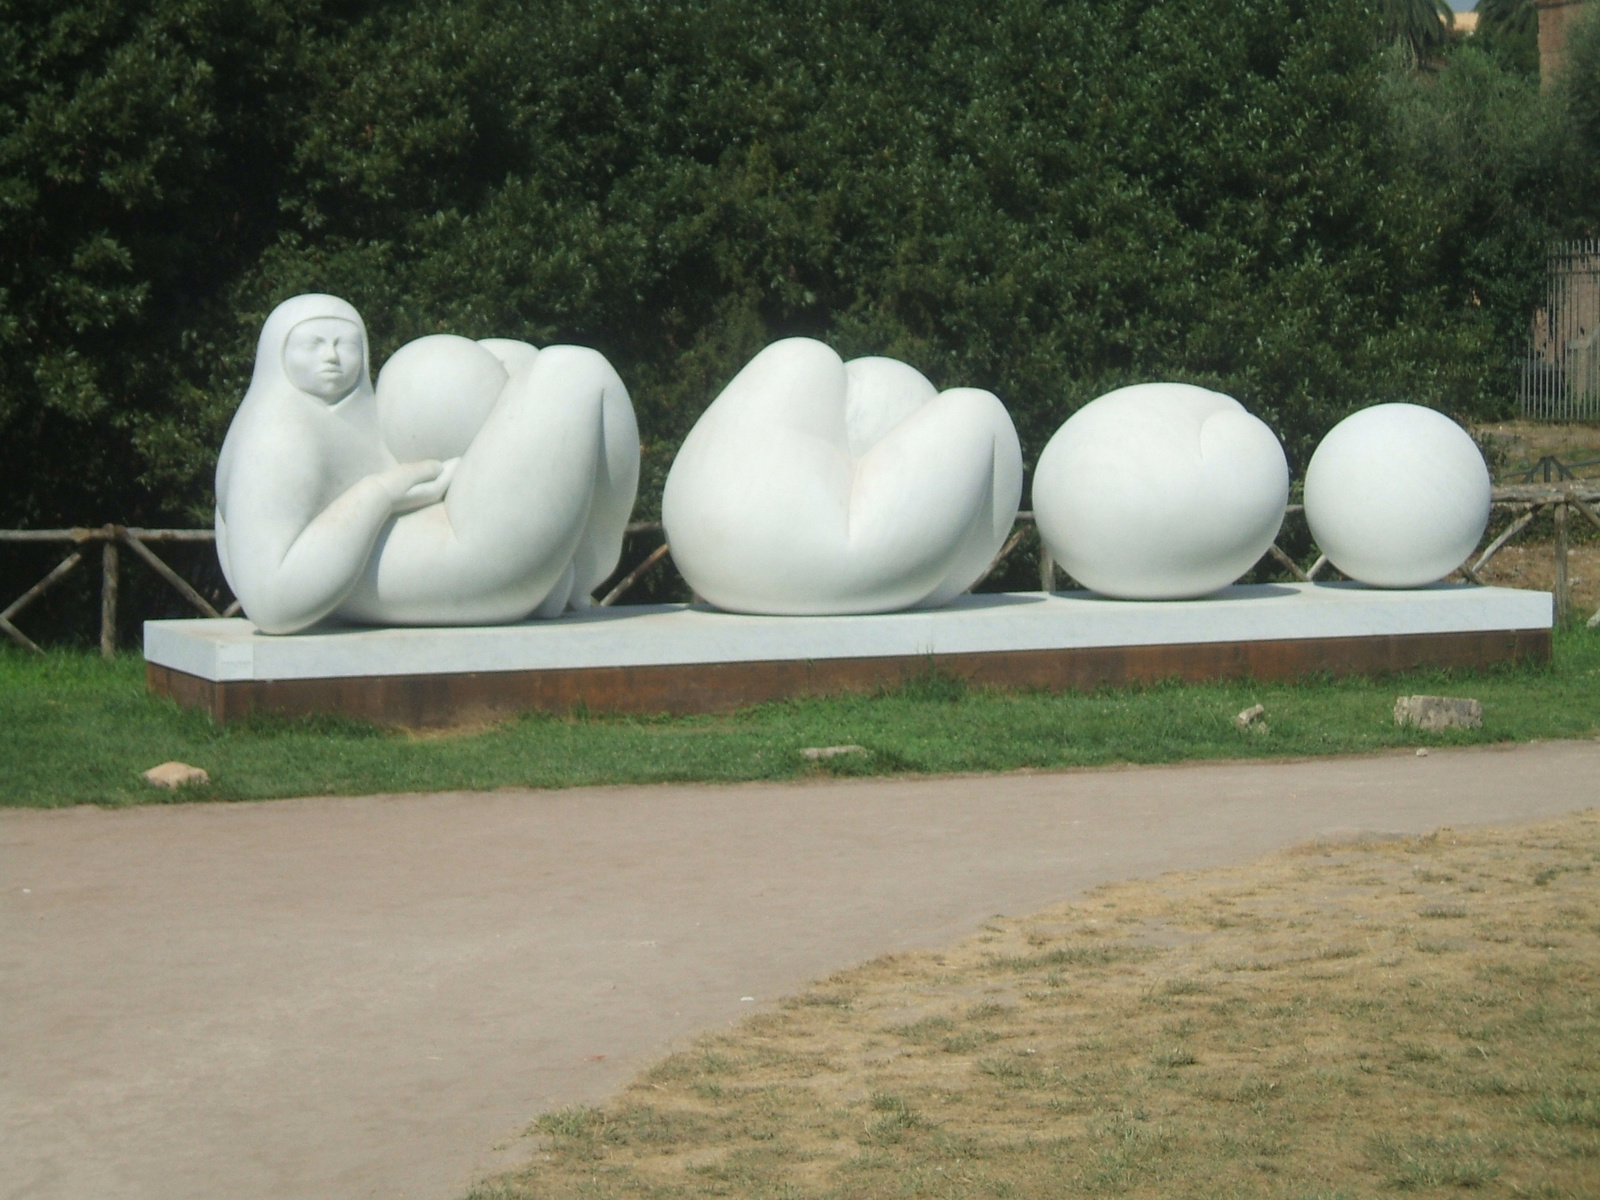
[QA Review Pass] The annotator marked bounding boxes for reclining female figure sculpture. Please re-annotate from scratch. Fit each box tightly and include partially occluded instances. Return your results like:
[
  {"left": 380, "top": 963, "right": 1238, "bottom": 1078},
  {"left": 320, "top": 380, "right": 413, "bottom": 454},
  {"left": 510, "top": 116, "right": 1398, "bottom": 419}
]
[{"left": 215, "top": 294, "right": 638, "bottom": 634}]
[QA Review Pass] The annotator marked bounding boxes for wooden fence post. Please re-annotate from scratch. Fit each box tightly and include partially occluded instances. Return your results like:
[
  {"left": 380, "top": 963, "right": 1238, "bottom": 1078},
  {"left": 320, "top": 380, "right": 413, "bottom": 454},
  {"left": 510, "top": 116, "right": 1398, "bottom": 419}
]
[
  {"left": 1267, "top": 544, "right": 1312, "bottom": 582},
  {"left": 598, "top": 541, "right": 672, "bottom": 608},
  {"left": 100, "top": 538, "right": 119, "bottom": 658},
  {"left": 1039, "top": 546, "right": 1056, "bottom": 594},
  {"left": 1554, "top": 501, "right": 1570, "bottom": 624},
  {"left": 117, "top": 529, "right": 221, "bottom": 618}
]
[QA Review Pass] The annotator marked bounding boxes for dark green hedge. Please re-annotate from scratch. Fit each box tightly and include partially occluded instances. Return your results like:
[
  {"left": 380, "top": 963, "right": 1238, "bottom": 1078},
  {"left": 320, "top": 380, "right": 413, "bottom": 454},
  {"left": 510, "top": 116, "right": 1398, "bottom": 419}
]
[{"left": 2, "top": 0, "right": 1594, "bottom": 531}]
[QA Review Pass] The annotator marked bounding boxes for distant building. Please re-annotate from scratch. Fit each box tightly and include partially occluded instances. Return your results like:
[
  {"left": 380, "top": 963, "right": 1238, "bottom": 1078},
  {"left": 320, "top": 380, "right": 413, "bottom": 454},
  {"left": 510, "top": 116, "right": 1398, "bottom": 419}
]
[{"left": 1536, "top": 0, "right": 1590, "bottom": 86}]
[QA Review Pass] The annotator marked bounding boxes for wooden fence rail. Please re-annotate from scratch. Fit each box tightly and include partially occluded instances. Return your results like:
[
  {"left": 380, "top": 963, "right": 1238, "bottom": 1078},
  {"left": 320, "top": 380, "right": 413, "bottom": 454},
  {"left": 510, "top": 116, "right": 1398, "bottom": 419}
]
[
  {"left": 6, "top": 490, "right": 1600, "bottom": 655},
  {"left": 0, "top": 525, "right": 235, "bottom": 656}
]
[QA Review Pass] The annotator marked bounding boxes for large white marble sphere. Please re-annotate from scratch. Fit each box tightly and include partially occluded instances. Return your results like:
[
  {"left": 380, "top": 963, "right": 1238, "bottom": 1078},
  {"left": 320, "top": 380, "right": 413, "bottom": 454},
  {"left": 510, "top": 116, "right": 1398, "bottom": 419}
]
[
  {"left": 1303, "top": 403, "right": 1490, "bottom": 588},
  {"left": 662, "top": 338, "right": 1023, "bottom": 614},
  {"left": 1032, "top": 383, "right": 1289, "bottom": 599},
  {"left": 215, "top": 294, "right": 639, "bottom": 634}
]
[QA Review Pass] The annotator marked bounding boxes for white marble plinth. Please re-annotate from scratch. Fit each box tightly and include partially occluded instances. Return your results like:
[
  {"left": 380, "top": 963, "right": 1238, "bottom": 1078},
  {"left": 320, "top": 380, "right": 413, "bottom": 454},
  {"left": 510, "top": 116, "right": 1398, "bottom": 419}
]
[{"left": 146, "top": 583, "right": 1552, "bottom": 684}]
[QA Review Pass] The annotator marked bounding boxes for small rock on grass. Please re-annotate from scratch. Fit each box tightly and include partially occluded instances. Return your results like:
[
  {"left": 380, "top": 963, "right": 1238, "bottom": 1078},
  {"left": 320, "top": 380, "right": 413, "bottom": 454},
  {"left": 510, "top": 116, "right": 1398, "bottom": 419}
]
[
  {"left": 801, "top": 745, "right": 867, "bottom": 761},
  {"left": 1234, "top": 704, "right": 1268, "bottom": 734},
  {"left": 143, "top": 761, "right": 210, "bottom": 789},
  {"left": 1394, "top": 695, "right": 1482, "bottom": 732}
]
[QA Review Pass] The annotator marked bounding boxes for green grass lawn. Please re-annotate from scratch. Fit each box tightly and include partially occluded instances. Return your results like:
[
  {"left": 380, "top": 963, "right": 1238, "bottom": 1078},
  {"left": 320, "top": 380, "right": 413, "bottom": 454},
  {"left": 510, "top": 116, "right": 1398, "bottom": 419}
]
[{"left": 4, "top": 632, "right": 1599, "bottom": 808}]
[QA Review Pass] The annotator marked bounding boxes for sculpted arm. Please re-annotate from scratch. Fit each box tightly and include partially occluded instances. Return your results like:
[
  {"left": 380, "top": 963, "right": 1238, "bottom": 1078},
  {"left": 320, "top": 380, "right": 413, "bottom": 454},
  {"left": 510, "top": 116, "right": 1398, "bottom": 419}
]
[{"left": 220, "top": 419, "right": 444, "bottom": 634}]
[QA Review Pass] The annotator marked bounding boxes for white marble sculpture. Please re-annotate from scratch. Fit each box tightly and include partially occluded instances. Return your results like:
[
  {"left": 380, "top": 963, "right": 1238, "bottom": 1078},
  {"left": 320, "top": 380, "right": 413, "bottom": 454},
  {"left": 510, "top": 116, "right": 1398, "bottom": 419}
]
[
  {"left": 1032, "top": 383, "right": 1289, "bottom": 599},
  {"left": 662, "top": 338, "right": 1023, "bottom": 614},
  {"left": 215, "top": 294, "right": 638, "bottom": 634},
  {"left": 1303, "top": 403, "right": 1490, "bottom": 588}
]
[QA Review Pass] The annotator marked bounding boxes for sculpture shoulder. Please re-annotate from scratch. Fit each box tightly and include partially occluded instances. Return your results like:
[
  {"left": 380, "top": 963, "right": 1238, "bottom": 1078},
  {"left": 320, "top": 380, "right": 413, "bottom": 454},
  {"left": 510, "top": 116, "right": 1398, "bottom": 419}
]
[{"left": 216, "top": 388, "right": 377, "bottom": 520}]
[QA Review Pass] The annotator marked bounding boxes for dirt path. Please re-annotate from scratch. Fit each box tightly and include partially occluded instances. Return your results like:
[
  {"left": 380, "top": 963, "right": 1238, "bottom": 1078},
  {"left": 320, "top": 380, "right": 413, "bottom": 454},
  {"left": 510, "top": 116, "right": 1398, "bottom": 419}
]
[{"left": 4, "top": 742, "right": 1599, "bottom": 1200}]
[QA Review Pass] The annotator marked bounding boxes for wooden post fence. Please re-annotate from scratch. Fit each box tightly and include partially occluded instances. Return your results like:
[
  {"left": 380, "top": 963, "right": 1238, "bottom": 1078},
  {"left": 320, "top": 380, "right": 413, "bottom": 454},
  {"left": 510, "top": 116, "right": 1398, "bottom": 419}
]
[
  {"left": 5, "top": 485, "right": 1600, "bottom": 652},
  {"left": 0, "top": 526, "right": 230, "bottom": 658}
]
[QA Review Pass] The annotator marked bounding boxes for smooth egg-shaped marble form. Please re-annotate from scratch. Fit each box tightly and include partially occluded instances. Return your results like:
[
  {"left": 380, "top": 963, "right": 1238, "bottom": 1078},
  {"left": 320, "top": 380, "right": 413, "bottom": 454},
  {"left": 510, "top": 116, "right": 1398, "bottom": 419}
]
[
  {"left": 376, "top": 335, "right": 508, "bottom": 462},
  {"left": 215, "top": 294, "right": 639, "bottom": 634},
  {"left": 1303, "top": 403, "right": 1490, "bottom": 588},
  {"left": 662, "top": 338, "right": 1023, "bottom": 615},
  {"left": 1032, "top": 383, "right": 1289, "bottom": 599}
]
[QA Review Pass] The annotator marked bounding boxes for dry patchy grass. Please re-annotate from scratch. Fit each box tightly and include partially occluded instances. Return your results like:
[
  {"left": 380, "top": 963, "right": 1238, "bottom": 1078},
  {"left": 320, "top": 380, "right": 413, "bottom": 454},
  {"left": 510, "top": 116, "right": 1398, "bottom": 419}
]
[
  {"left": 473, "top": 810, "right": 1600, "bottom": 1199},
  {"left": 1474, "top": 541, "right": 1600, "bottom": 622},
  {"left": 1476, "top": 422, "right": 1600, "bottom": 476}
]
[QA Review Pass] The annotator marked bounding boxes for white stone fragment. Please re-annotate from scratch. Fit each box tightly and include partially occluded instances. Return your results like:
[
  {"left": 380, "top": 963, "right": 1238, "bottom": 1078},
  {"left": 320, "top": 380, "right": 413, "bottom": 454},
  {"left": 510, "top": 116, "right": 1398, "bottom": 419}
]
[
  {"left": 1394, "top": 695, "right": 1483, "bottom": 731},
  {"left": 1032, "top": 383, "right": 1289, "bottom": 599},
  {"left": 142, "top": 761, "right": 210, "bottom": 789},
  {"left": 800, "top": 745, "right": 868, "bottom": 761},
  {"left": 663, "top": 339, "right": 1023, "bottom": 614},
  {"left": 1303, "top": 404, "right": 1490, "bottom": 589},
  {"left": 1234, "top": 704, "right": 1266, "bottom": 729}
]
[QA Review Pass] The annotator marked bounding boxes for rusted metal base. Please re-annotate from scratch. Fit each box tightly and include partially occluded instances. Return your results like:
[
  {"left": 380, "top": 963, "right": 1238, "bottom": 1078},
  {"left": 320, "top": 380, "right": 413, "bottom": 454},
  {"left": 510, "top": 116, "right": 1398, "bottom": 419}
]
[{"left": 146, "top": 627, "right": 1551, "bottom": 728}]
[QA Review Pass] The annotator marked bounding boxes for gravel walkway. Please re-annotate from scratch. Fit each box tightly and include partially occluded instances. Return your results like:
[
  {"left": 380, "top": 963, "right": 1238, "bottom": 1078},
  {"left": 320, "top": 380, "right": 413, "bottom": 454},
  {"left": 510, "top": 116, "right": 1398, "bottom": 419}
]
[{"left": 4, "top": 741, "right": 1597, "bottom": 1200}]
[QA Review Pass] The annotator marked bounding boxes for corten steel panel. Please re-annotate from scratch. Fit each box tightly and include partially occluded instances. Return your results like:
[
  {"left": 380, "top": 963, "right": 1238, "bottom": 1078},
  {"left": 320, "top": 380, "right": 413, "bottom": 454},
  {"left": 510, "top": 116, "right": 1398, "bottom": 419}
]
[{"left": 147, "top": 628, "right": 1551, "bottom": 728}]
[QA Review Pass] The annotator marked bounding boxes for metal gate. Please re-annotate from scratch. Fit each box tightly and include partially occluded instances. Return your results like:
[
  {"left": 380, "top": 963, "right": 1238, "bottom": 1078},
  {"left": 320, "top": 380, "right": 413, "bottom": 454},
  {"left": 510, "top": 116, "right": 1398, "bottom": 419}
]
[{"left": 1520, "top": 238, "right": 1600, "bottom": 421}]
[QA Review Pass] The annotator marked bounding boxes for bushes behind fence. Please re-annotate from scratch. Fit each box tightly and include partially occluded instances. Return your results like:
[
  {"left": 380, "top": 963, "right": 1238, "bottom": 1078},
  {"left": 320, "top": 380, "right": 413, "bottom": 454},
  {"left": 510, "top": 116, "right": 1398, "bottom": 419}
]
[{"left": 2, "top": 0, "right": 1597, "bottom": 539}]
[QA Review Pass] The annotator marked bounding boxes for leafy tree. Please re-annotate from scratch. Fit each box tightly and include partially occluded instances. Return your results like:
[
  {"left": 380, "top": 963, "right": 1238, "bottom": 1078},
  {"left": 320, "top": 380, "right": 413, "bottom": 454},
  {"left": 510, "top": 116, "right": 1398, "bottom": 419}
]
[
  {"left": 1477, "top": 0, "right": 1537, "bottom": 38},
  {"left": 1383, "top": 42, "right": 1563, "bottom": 384},
  {"left": 1383, "top": 0, "right": 1454, "bottom": 64},
  {"left": 1553, "top": 1, "right": 1600, "bottom": 224},
  {"left": 1474, "top": 0, "right": 1540, "bottom": 76},
  {"left": 0, "top": 0, "right": 1555, "bottom": 545},
  {"left": 0, "top": 0, "right": 369, "bottom": 526},
  {"left": 233, "top": 0, "right": 1497, "bottom": 480}
]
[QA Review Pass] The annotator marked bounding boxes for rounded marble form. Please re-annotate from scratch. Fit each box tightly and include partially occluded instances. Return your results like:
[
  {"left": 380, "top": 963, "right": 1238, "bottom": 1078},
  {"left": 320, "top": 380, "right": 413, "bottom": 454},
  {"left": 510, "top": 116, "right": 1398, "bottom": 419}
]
[
  {"left": 662, "top": 338, "right": 1023, "bottom": 615},
  {"left": 1032, "top": 383, "right": 1289, "bottom": 599},
  {"left": 376, "top": 335, "right": 509, "bottom": 462},
  {"left": 1303, "top": 403, "right": 1490, "bottom": 588}
]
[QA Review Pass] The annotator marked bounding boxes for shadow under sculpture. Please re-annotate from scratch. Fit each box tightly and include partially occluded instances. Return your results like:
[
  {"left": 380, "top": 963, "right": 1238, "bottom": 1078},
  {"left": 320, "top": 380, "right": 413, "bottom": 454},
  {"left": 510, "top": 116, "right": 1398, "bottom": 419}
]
[
  {"left": 663, "top": 338, "right": 1023, "bottom": 615},
  {"left": 215, "top": 294, "right": 639, "bottom": 634}
]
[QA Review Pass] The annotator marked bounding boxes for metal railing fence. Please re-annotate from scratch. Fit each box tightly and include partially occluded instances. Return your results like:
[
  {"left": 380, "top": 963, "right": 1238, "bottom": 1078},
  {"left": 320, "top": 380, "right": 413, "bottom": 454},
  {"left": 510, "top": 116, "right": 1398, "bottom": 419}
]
[{"left": 1521, "top": 239, "right": 1600, "bottom": 421}]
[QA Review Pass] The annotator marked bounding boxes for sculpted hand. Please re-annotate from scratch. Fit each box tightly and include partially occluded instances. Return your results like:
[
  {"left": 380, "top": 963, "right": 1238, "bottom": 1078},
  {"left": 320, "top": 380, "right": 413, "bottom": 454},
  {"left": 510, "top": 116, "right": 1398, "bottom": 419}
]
[
  {"left": 379, "top": 460, "right": 447, "bottom": 515},
  {"left": 396, "top": 458, "right": 460, "bottom": 512},
  {"left": 402, "top": 456, "right": 458, "bottom": 510}
]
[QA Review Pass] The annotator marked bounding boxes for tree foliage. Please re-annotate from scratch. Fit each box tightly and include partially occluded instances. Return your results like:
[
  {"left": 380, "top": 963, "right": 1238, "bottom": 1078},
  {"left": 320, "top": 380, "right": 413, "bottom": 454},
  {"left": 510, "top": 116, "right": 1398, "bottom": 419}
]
[
  {"left": 1474, "top": 0, "right": 1540, "bottom": 76},
  {"left": 0, "top": 0, "right": 359, "bottom": 523},
  {"left": 1382, "top": 0, "right": 1454, "bottom": 64},
  {"left": 1557, "top": 2, "right": 1600, "bottom": 222},
  {"left": 0, "top": 0, "right": 1587, "bottom": 530},
  {"left": 1381, "top": 2, "right": 1600, "bottom": 383}
]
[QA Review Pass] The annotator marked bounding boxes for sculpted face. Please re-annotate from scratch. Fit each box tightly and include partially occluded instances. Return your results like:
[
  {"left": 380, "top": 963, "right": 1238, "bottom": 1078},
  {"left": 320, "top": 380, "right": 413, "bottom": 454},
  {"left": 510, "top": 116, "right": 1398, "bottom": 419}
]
[{"left": 283, "top": 317, "right": 364, "bottom": 402}]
